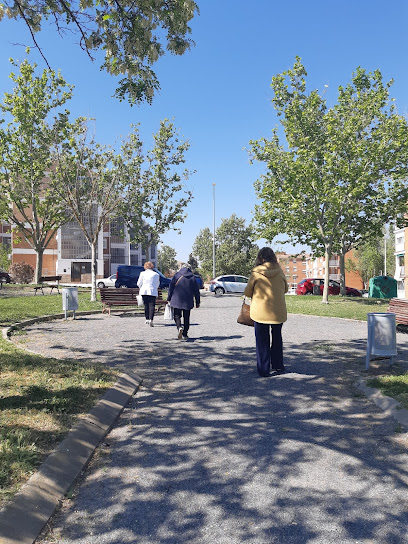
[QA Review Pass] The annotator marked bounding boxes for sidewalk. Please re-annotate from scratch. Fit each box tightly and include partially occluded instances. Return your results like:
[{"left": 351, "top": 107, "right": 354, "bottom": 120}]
[{"left": 6, "top": 294, "right": 408, "bottom": 543}]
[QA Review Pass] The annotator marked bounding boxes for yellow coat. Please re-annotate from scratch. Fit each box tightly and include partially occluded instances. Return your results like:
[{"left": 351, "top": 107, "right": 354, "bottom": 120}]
[{"left": 244, "top": 263, "right": 288, "bottom": 324}]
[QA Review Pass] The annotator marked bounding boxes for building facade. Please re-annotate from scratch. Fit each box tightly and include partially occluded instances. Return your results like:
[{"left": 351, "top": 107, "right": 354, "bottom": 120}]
[
  {"left": 394, "top": 227, "right": 406, "bottom": 298},
  {"left": 276, "top": 251, "right": 364, "bottom": 292},
  {"left": 2, "top": 217, "right": 157, "bottom": 283}
]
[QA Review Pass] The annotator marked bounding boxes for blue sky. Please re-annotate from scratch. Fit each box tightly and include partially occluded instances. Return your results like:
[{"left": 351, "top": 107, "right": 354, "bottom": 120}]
[{"left": 1, "top": 0, "right": 408, "bottom": 261}]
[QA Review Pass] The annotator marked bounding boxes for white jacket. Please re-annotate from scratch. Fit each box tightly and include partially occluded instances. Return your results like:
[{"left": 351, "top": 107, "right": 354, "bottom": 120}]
[{"left": 137, "top": 269, "right": 160, "bottom": 296}]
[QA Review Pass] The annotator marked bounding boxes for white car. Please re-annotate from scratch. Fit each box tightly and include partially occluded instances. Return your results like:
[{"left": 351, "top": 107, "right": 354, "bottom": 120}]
[
  {"left": 97, "top": 274, "right": 117, "bottom": 288},
  {"left": 209, "top": 275, "right": 248, "bottom": 295}
]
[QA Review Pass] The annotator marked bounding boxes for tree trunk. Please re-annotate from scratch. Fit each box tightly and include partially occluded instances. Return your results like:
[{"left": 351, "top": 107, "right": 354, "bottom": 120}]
[
  {"left": 91, "top": 243, "right": 97, "bottom": 302},
  {"left": 339, "top": 250, "right": 347, "bottom": 296},
  {"left": 35, "top": 249, "right": 44, "bottom": 283},
  {"left": 322, "top": 248, "right": 331, "bottom": 304}
]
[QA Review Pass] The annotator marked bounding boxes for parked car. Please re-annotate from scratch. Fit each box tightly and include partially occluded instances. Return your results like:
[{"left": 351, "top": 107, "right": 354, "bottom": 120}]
[
  {"left": 115, "top": 265, "right": 171, "bottom": 289},
  {"left": 0, "top": 272, "right": 11, "bottom": 284},
  {"left": 296, "top": 278, "right": 362, "bottom": 297},
  {"left": 194, "top": 274, "right": 204, "bottom": 289},
  {"left": 97, "top": 274, "right": 117, "bottom": 288},
  {"left": 209, "top": 274, "right": 248, "bottom": 295}
]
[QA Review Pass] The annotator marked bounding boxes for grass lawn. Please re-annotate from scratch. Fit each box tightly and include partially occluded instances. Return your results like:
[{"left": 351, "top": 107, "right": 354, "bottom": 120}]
[
  {"left": 367, "top": 374, "right": 408, "bottom": 410},
  {"left": 0, "top": 288, "right": 118, "bottom": 505},
  {"left": 0, "top": 288, "right": 102, "bottom": 327},
  {"left": 285, "top": 294, "right": 390, "bottom": 320}
]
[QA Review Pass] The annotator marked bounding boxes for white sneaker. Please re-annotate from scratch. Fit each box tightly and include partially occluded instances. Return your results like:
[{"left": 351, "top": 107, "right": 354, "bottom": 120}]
[
  {"left": 150, "top": 321, "right": 154, "bottom": 327},
  {"left": 177, "top": 327, "right": 183, "bottom": 340},
  {"left": 145, "top": 320, "right": 150, "bottom": 325}
]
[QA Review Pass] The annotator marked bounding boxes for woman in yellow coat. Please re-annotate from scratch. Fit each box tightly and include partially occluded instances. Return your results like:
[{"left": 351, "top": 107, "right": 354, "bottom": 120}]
[{"left": 244, "top": 247, "right": 288, "bottom": 377}]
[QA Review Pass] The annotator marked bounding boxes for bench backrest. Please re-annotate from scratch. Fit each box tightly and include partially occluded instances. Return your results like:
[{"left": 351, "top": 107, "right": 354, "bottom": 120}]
[
  {"left": 99, "top": 287, "right": 164, "bottom": 301},
  {"left": 39, "top": 276, "right": 62, "bottom": 283}
]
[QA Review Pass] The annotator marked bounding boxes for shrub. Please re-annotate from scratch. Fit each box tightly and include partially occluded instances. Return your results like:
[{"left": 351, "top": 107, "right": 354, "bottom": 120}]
[{"left": 9, "top": 262, "right": 34, "bottom": 284}]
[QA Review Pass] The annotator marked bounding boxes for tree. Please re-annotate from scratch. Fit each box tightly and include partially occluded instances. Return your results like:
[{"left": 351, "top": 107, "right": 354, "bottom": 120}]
[
  {"left": 192, "top": 214, "right": 259, "bottom": 280},
  {"left": 52, "top": 120, "right": 193, "bottom": 300},
  {"left": 187, "top": 253, "right": 198, "bottom": 272},
  {"left": 249, "top": 57, "right": 408, "bottom": 303},
  {"left": 51, "top": 123, "right": 133, "bottom": 301},
  {"left": 0, "top": 0, "right": 199, "bottom": 105},
  {"left": 191, "top": 227, "right": 213, "bottom": 279},
  {"left": 0, "top": 56, "right": 74, "bottom": 282},
  {"left": 0, "top": 243, "right": 10, "bottom": 271},
  {"left": 346, "top": 227, "right": 395, "bottom": 287},
  {"left": 158, "top": 244, "right": 177, "bottom": 276},
  {"left": 131, "top": 119, "right": 194, "bottom": 250}
]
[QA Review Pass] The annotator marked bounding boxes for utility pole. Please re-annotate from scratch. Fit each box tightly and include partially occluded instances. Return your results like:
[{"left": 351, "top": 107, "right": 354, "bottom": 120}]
[{"left": 212, "top": 183, "right": 216, "bottom": 279}]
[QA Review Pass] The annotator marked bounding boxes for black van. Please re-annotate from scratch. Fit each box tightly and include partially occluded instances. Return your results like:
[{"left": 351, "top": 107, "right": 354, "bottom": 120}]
[{"left": 115, "top": 265, "right": 171, "bottom": 289}]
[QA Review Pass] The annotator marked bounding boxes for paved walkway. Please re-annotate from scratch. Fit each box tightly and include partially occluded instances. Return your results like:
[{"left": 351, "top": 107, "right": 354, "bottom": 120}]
[{"left": 14, "top": 294, "right": 408, "bottom": 543}]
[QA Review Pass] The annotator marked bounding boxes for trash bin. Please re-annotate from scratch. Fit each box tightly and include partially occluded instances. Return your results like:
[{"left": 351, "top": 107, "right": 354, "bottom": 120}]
[
  {"left": 366, "top": 312, "right": 397, "bottom": 370},
  {"left": 62, "top": 287, "right": 79, "bottom": 319},
  {"left": 368, "top": 276, "right": 397, "bottom": 299}
]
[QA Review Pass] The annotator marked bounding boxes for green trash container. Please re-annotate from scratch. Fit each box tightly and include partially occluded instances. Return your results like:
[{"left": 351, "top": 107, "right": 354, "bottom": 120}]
[{"left": 368, "top": 276, "right": 397, "bottom": 299}]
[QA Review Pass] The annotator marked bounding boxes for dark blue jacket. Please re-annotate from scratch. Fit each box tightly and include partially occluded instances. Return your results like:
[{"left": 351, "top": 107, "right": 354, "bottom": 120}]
[{"left": 168, "top": 267, "right": 200, "bottom": 310}]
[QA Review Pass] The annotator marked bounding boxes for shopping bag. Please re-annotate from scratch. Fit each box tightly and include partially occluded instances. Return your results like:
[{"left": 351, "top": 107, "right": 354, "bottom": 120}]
[
  {"left": 136, "top": 294, "right": 144, "bottom": 306},
  {"left": 164, "top": 304, "right": 173, "bottom": 320},
  {"left": 237, "top": 298, "right": 254, "bottom": 327}
]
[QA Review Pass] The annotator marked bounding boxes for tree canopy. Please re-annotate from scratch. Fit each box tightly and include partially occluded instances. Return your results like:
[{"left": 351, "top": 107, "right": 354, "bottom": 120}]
[
  {"left": 249, "top": 57, "right": 408, "bottom": 302},
  {"left": 0, "top": 0, "right": 199, "bottom": 104},
  {"left": 158, "top": 244, "right": 177, "bottom": 276},
  {"left": 0, "top": 56, "right": 73, "bottom": 282},
  {"left": 192, "top": 214, "right": 259, "bottom": 279}
]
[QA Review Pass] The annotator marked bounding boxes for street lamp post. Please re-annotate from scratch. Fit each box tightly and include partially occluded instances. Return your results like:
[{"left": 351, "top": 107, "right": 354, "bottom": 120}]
[{"left": 212, "top": 183, "right": 216, "bottom": 279}]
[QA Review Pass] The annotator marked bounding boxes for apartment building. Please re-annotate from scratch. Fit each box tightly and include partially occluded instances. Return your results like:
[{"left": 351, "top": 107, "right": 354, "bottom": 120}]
[
  {"left": 276, "top": 251, "right": 364, "bottom": 291},
  {"left": 276, "top": 252, "right": 311, "bottom": 291},
  {"left": 3, "top": 216, "right": 157, "bottom": 283},
  {"left": 394, "top": 227, "right": 406, "bottom": 298}
]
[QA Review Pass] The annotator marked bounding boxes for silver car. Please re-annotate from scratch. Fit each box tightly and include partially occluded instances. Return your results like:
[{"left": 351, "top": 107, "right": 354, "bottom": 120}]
[
  {"left": 209, "top": 275, "right": 248, "bottom": 295},
  {"left": 97, "top": 274, "right": 117, "bottom": 288}
]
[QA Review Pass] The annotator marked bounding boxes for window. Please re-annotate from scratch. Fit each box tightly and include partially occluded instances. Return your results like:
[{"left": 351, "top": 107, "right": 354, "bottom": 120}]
[
  {"left": 103, "top": 239, "right": 107, "bottom": 249},
  {"left": 150, "top": 244, "right": 156, "bottom": 259},
  {"left": 131, "top": 254, "right": 139, "bottom": 266},
  {"left": 61, "top": 222, "right": 92, "bottom": 259},
  {"left": 221, "top": 276, "right": 235, "bottom": 282},
  {"left": 110, "top": 218, "right": 124, "bottom": 243},
  {"left": 111, "top": 248, "right": 126, "bottom": 264}
]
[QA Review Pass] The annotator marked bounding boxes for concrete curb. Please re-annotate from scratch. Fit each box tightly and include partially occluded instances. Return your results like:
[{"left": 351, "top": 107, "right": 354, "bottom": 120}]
[
  {"left": 356, "top": 377, "right": 408, "bottom": 429},
  {"left": 0, "top": 371, "right": 142, "bottom": 544}
]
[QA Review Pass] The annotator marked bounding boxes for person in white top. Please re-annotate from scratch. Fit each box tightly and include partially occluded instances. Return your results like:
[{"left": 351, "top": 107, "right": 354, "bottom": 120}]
[{"left": 137, "top": 262, "right": 160, "bottom": 326}]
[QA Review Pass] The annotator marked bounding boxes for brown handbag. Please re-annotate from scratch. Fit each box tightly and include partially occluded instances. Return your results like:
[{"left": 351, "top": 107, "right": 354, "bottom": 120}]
[{"left": 237, "top": 298, "right": 254, "bottom": 327}]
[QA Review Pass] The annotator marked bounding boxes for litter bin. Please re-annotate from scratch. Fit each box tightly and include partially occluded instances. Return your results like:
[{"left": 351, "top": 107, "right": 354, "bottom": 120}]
[
  {"left": 62, "top": 287, "right": 79, "bottom": 319},
  {"left": 366, "top": 312, "right": 397, "bottom": 370},
  {"left": 368, "top": 276, "right": 397, "bottom": 299}
]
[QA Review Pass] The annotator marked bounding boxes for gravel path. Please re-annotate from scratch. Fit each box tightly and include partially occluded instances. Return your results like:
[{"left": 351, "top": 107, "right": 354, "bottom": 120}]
[{"left": 14, "top": 293, "right": 408, "bottom": 544}]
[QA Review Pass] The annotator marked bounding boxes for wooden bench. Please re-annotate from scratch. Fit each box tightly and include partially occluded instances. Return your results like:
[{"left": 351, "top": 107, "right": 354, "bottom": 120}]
[
  {"left": 387, "top": 298, "right": 408, "bottom": 325},
  {"left": 99, "top": 287, "right": 167, "bottom": 316},
  {"left": 33, "top": 275, "right": 62, "bottom": 295}
]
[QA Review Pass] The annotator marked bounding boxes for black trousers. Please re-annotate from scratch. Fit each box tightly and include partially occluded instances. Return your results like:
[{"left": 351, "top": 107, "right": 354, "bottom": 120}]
[
  {"left": 173, "top": 308, "right": 191, "bottom": 336},
  {"left": 254, "top": 322, "right": 284, "bottom": 377},
  {"left": 142, "top": 295, "right": 156, "bottom": 321}
]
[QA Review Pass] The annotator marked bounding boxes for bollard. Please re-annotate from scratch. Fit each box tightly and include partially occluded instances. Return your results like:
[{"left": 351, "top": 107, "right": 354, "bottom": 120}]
[{"left": 366, "top": 312, "right": 397, "bottom": 370}]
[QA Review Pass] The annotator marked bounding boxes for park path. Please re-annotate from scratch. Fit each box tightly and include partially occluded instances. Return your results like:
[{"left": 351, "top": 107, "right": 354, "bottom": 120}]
[{"left": 15, "top": 294, "right": 408, "bottom": 544}]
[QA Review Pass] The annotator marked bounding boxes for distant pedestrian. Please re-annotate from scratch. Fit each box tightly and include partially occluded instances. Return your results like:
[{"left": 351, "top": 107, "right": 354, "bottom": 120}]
[
  {"left": 167, "top": 263, "right": 200, "bottom": 340},
  {"left": 244, "top": 247, "right": 288, "bottom": 377},
  {"left": 137, "top": 262, "right": 160, "bottom": 327}
]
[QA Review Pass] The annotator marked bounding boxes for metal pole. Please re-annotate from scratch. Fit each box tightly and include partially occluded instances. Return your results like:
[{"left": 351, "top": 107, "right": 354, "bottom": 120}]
[
  {"left": 384, "top": 232, "right": 387, "bottom": 276},
  {"left": 212, "top": 183, "right": 216, "bottom": 279}
]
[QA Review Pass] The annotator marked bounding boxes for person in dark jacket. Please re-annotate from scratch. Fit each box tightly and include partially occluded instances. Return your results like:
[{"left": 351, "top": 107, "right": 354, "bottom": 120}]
[{"left": 167, "top": 264, "right": 200, "bottom": 340}]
